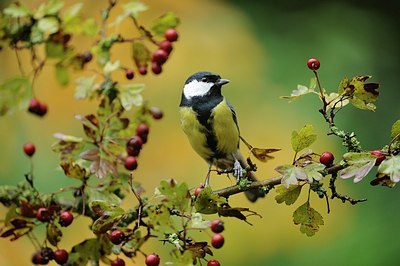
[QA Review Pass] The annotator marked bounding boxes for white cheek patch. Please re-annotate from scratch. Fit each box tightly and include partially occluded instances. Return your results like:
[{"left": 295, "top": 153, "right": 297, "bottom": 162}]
[{"left": 183, "top": 80, "right": 213, "bottom": 99}]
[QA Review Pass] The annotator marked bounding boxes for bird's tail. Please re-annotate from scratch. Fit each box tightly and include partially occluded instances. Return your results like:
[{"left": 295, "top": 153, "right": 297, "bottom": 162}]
[
  {"left": 243, "top": 171, "right": 266, "bottom": 202},
  {"left": 236, "top": 154, "right": 266, "bottom": 203}
]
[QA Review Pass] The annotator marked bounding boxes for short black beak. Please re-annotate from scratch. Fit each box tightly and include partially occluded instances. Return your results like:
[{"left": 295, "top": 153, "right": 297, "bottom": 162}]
[{"left": 215, "top": 78, "right": 230, "bottom": 86}]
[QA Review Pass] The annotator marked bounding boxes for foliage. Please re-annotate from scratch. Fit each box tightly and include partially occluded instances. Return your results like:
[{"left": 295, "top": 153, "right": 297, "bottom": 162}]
[{"left": 0, "top": 0, "right": 399, "bottom": 265}]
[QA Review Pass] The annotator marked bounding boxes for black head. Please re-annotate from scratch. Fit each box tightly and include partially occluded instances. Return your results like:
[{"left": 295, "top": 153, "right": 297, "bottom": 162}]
[{"left": 182, "top": 71, "right": 229, "bottom": 99}]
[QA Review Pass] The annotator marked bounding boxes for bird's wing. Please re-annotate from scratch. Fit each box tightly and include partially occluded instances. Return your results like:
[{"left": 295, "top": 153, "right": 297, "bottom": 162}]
[{"left": 226, "top": 99, "right": 240, "bottom": 134}]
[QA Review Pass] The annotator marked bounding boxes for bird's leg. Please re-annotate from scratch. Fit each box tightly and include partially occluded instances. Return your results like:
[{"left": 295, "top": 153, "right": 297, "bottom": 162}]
[
  {"left": 204, "top": 162, "right": 212, "bottom": 187},
  {"left": 232, "top": 154, "right": 244, "bottom": 182}
]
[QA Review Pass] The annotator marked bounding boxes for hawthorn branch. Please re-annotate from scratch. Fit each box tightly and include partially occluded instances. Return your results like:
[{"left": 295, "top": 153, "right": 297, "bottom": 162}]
[{"left": 214, "top": 163, "right": 366, "bottom": 205}]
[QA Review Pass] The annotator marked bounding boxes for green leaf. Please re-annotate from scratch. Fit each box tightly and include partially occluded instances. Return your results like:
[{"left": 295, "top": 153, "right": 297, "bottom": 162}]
[
  {"left": 74, "top": 75, "right": 97, "bottom": 99},
  {"left": 189, "top": 213, "right": 210, "bottom": 229},
  {"left": 132, "top": 42, "right": 150, "bottom": 68},
  {"left": 391, "top": 120, "right": 400, "bottom": 139},
  {"left": 55, "top": 64, "right": 69, "bottom": 86},
  {"left": 120, "top": 83, "right": 145, "bottom": 110},
  {"left": 338, "top": 75, "right": 379, "bottom": 111},
  {"left": 0, "top": 76, "right": 31, "bottom": 116},
  {"left": 147, "top": 204, "right": 174, "bottom": 233},
  {"left": 90, "top": 200, "right": 125, "bottom": 234},
  {"left": 157, "top": 180, "right": 191, "bottom": 211},
  {"left": 69, "top": 238, "right": 111, "bottom": 265},
  {"left": 291, "top": 124, "right": 317, "bottom": 153},
  {"left": 280, "top": 84, "right": 315, "bottom": 101},
  {"left": 38, "top": 17, "right": 59, "bottom": 34},
  {"left": 3, "top": 3, "right": 30, "bottom": 18},
  {"left": 303, "top": 163, "right": 326, "bottom": 182},
  {"left": 60, "top": 161, "right": 87, "bottom": 180},
  {"left": 194, "top": 187, "right": 226, "bottom": 214},
  {"left": 64, "top": 3, "right": 83, "bottom": 20},
  {"left": 151, "top": 11, "right": 180, "bottom": 36},
  {"left": 103, "top": 60, "right": 120, "bottom": 75},
  {"left": 123, "top": 2, "right": 148, "bottom": 18},
  {"left": 293, "top": 201, "right": 324, "bottom": 237},
  {"left": 34, "top": 0, "right": 64, "bottom": 19},
  {"left": 325, "top": 92, "right": 350, "bottom": 110},
  {"left": 46, "top": 222, "right": 62, "bottom": 246},
  {"left": 45, "top": 41, "right": 65, "bottom": 58},
  {"left": 275, "top": 164, "right": 307, "bottom": 188},
  {"left": 275, "top": 184, "right": 303, "bottom": 205},
  {"left": 86, "top": 187, "right": 122, "bottom": 206},
  {"left": 339, "top": 152, "right": 376, "bottom": 183},
  {"left": 377, "top": 156, "right": 400, "bottom": 183}
]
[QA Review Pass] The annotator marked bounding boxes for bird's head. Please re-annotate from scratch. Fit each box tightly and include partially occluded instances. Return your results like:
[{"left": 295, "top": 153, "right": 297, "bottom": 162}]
[{"left": 182, "top": 71, "right": 229, "bottom": 99}]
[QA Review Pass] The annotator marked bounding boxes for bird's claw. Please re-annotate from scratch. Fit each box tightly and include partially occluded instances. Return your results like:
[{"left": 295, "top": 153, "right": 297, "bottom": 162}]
[{"left": 233, "top": 159, "right": 244, "bottom": 182}]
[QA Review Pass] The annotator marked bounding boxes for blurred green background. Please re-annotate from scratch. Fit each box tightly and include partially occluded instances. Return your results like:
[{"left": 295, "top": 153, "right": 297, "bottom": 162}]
[{"left": 1, "top": 0, "right": 400, "bottom": 265}]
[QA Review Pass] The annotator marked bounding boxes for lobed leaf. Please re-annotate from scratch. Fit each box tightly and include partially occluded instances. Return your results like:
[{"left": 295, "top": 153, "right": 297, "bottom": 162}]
[
  {"left": 194, "top": 187, "right": 226, "bottom": 214},
  {"left": 0, "top": 76, "right": 31, "bottom": 116},
  {"left": 377, "top": 156, "right": 400, "bottom": 183},
  {"left": 291, "top": 124, "right": 317, "bottom": 153},
  {"left": 275, "top": 184, "right": 303, "bottom": 205},
  {"left": 275, "top": 164, "right": 307, "bottom": 188},
  {"left": 3, "top": 3, "right": 30, "bottom": 18},
  {"left": 151, "top": 11, "right": 180, "bottom": 36},
  {"left": 293, "top": 201, "right": 324, "bottom": 237},
  {"left": 132, "top": 42, "right": 150, "bottom": 68},
  {"left": 390, "top": 119, "right": 400, "bottom": 139},
  {"left": 280, "top": 84, "right": 315, "bottom": 102},
  {"left": 338, "top": 75, "right": 379, "bottom": 111},
  {"left": 120, "top": 83, "right": 145, "bottom": 111},
  {"left": 339, "top": 152, "right": 376, "bottom": 183}
]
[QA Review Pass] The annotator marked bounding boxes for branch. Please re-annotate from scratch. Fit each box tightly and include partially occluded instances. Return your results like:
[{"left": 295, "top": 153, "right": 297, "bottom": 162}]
[{"left": 213, "top": 163, "right": 365, "bottom": 206}]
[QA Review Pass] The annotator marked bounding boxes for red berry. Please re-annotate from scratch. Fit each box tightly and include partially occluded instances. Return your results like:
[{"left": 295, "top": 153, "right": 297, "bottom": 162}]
[
  {"left": 28, "top": 98, "right": 41, "bottom": 113},
  {"left": 23, "top": 142, "right": 36, "bottom": 157},
  {"left": 152, "top": 49, "right": 168, "bottom": 65},
  {"left": 210, "top": 219, "right": 224, "bottom": 233},
  {"left": 136, "top": 124, "right": 149, "bottom": 138},
  {"left": 59, "top": 211, "right": 74, "bottom": 227},
  {"left": 111, "top": 257, "right": 126, "bottom": 266},
  {"left": 32, "top": 251, "right": 48, "bottom": 265},
  {"left": 159, "top": 40, "right": 173, "bottom": 54},
  {"left": 127, "top": 136, "right": 143, "bottom": 150},
  {"left": 124, "top": 156, "right": 138, "bottom": 171},
  {"left": 371, "top": 150, "right": 385, "bottom": 166},
  {"left": 208, "top": 259, "right": 221, "bottom": 266},
  {"left": 164, "top": 28, "right": 178, "bottom": 42},
  {"left": 194, "top": 186, "right": 204, "bottom": 197},
  {"left": 109, "top": 229, "right": 125, "bottom": 245},
  {"left": 151, "top": 62, "right": 162, "bottom": 75},
  {"left": 319, "top": 151, "right": 334, "bottom": 166},
  {"left": 126, "top": 136, "right": 143, "bottom": 156},
  {"left": 125, "top": 69, "right": 134, "bottom": 80},
  {"left": 54, "top": 249, "right": 69, "bottom": 265},
  {"left": 40, "top": 247, "right": 54, "bottom": 261},
  {"left": 39, "top": 103, "right": 48, "bottom": 116},
  {"left": 307, "top": 58, "right": 320, "bottom": 71},
  {"left": 211, "top": 234, "right": 224, "bottom": 249},
  {"left": 149, "top": 107, "right": 163, "bottom": 120},
  {"left": 145, "top": 253, "right": 160, "bottom": 266},
  {"left": 36, "top": 207, "right": 51, "bottom": 222},
  {"left": 138, "top": 65, "right": 147, "bottom": 75}
]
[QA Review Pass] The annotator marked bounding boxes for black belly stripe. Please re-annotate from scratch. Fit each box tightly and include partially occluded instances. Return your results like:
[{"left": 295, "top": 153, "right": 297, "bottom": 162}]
[{"left": 180, "top": 92, "right": 226, "bottom": 160}]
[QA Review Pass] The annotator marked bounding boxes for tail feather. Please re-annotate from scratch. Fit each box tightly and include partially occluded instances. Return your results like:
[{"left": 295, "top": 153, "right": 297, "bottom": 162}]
[
  {"left": 244, "top": 171, "right": 266, "bottom": 202},
  {"left": 237, "top": 154, "right": 266, "bottom": 203}
]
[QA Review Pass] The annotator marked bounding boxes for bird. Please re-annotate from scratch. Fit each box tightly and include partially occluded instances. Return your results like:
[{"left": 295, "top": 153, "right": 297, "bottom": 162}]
[{"left": 179, "top": 71, "right": 265, "bottom": 202}]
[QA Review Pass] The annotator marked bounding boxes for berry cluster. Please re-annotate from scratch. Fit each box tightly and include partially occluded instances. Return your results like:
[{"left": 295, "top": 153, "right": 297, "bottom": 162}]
[
  {"left": 124, "top": 123, "right": 150, "bottom": 171},
  {"left": 32, "top": 248, "right": 69, "bottom": 265},
  {"left": 124, "top": 28, "right": 179, "bottom": 79},
  {"left": 36, "top": 208, "right": 74, "bottom": 227},
  {"left": 28, "top": 98, "right": 48, "bottom": 117}
]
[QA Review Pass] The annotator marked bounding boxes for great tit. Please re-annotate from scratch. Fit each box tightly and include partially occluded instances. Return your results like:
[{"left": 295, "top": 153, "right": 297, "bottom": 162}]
[{"left": 179, "top": 71, "right": 265, "bottom": 202}]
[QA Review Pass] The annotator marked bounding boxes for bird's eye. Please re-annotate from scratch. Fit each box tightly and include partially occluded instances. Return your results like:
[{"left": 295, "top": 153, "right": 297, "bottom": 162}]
[{"left": 201, "top": 77, "right": 208, "bottom": 82}]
